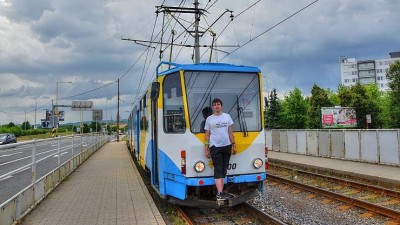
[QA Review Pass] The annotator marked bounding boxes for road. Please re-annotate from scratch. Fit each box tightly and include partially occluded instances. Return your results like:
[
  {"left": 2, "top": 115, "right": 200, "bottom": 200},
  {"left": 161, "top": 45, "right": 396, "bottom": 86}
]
[{"left": 0, "top": 135, "right": 99, "bottom": 204}]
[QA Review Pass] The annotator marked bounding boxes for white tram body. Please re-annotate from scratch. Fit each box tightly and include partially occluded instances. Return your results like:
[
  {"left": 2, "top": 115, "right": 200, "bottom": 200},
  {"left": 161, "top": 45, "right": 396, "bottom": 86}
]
[{"left": 128, "top": 61, "right": 267, "bottom": 207}]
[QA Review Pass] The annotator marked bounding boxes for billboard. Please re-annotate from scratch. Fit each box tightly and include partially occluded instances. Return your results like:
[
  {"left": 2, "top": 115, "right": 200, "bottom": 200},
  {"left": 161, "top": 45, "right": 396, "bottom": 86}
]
[
  {"left": 321, "top": 107, "right": 357, "bottom": 128},
  {"left": 72, "top": 101, "right": 93, "bottom": 111}
]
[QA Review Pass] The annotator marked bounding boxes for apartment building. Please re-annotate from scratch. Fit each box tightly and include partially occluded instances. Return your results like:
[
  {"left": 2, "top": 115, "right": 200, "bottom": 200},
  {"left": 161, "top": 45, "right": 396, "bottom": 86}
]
[{"left": 340, "top": 51, "right": 400, "bottom": 91}]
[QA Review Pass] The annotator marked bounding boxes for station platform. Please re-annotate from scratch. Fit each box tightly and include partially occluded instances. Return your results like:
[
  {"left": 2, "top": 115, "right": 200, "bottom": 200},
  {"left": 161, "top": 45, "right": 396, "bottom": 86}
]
[
  {"left": 21, "top": 141, "right": 166, "bottom": 225},
  {"left": 268, "top": 151, "right": 400, "bottom": 187}
]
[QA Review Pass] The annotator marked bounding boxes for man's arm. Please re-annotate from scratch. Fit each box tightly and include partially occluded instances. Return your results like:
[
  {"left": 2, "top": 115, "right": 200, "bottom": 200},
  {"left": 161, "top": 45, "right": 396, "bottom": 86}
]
[
  {"left": 205, "top": 129, "right": 210, "bottom": 158},
  {"left": 228, "top": 126, "right": 236, "bottom": 155}
]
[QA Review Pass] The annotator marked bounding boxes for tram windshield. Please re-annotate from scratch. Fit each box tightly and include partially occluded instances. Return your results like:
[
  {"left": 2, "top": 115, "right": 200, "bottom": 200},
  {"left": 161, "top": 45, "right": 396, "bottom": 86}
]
[{"left": 184, "top": 71, "right": 262, "bottom": 133}]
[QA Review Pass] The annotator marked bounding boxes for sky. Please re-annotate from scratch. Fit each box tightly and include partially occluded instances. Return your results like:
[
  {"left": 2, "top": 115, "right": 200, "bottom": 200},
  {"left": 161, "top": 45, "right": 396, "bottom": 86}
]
[{"left": 1, "top": 0, "right": 400, "bottom": 125}]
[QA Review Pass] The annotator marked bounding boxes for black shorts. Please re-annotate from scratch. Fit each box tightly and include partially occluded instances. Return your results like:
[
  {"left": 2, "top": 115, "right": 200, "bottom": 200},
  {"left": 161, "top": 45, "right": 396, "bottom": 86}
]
[{"left": 210, "top": 145, "right": 232, "bottom": 179}]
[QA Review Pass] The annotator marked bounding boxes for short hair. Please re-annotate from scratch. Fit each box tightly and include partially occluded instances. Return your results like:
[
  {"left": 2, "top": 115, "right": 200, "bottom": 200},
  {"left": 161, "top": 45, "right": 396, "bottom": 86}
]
[{"left": 212, "top": 98, "right": 223, "bottom": 106}]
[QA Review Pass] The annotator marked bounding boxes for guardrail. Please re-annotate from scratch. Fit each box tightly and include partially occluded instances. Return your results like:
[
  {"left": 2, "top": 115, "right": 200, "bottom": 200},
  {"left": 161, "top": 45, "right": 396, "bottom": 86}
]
[
  {"left": 266, "top": 129, "right": 400, "bottom": 166},
  {"left": 0, "top": 133, "right": 110, "bottom": 225}
]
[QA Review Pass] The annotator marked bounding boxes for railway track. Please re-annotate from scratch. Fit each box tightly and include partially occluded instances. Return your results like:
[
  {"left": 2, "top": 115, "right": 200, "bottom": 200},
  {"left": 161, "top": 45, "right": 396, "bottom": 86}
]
[
  {"left": 178, "top": 202, "right": 287, "bottom": 225},
  {"left": 269, "top": 164, "right": 400, "bottom": 222}
]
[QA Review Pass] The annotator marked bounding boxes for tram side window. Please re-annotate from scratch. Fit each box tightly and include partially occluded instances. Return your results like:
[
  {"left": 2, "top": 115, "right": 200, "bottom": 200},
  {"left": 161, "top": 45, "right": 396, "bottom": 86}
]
[
  {"left": 141, "top": 94, "right": 148, "bottom": 131},
  {"left": 163, "top": 72, "right": 185, "bottom": 133}
]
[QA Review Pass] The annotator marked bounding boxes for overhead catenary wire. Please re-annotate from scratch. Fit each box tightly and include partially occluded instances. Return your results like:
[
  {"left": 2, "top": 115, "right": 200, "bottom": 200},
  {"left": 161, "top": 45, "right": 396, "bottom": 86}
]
[
  {"left": 200, "top": 0, "right": 261, "bottom": 60},
  {"left": 219, "top": 0, "right": 319, "bottom": 61}
]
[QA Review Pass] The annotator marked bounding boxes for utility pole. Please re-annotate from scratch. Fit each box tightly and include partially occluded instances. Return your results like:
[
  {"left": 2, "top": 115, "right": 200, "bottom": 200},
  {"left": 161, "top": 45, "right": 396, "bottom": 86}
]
[
  {"left": 194, "top": 0, "right": 200, "bottom": 63},
  {"left": 106, "top": 99, "right": 108, "bottom": 134},
  {"left": 117, "top": 79, "right": 120, "bottom": 142},
  {"left": 33, "top": 97, "right": 37, "bottom": 129},
  {"left": 24, "top": 109, "right": 27, "bottom": 130}
]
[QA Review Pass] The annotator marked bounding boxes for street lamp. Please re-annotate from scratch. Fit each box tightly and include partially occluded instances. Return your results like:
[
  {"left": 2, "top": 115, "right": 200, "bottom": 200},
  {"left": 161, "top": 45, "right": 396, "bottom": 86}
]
[{"left": 55, "top": 81, "right": 72, "bottom": 129}]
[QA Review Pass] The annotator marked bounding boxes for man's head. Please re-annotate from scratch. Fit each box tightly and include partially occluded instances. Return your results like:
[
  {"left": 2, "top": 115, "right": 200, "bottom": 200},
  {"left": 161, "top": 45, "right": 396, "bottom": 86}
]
[{"left": 212, "top": 98, "right": 223, "bottom": 106}]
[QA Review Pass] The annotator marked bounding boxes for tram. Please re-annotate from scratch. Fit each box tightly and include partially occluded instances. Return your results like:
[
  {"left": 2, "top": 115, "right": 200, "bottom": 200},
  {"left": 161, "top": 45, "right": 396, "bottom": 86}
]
[{"left": 127, "top": 61, "right": 267, "bottom": 207}]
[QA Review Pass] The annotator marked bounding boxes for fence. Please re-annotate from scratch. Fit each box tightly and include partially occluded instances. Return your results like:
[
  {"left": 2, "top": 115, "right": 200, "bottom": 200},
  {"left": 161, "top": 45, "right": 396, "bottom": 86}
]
[
  {"left": 265, "top": 129, "right": 400, "bottom": 166},
  {"left": 0, "top": 134, "right": 110, "bottom": 225}
]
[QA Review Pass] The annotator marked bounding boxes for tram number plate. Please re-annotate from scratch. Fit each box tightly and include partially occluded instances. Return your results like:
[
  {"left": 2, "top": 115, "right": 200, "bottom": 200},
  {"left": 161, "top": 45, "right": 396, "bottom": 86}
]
[{"left": 227, "top": 163, "right": 237, "bottom": 170}]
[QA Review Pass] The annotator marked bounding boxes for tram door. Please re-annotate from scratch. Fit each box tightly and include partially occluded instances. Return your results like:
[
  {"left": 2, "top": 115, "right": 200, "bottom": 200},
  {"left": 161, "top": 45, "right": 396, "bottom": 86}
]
[{"left": 150, "top": 82, "right": 160, "bottom": 187}]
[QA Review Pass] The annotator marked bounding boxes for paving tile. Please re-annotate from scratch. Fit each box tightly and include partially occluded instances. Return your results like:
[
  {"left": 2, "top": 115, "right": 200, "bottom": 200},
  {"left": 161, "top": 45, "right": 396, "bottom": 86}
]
[{"left": 21, "top": 141, "right": 166, "bottom": 225}]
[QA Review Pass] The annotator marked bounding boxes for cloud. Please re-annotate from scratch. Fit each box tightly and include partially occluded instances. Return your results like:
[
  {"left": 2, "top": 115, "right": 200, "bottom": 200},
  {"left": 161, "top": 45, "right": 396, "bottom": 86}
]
[{"left": 1, "top": 0, "right": 400, "bottom": 124}]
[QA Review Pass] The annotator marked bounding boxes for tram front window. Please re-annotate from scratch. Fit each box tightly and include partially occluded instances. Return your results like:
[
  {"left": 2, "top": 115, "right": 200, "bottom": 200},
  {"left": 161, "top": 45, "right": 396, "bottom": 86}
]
[{"left": 184, "top": 71, "right": 262, "bottom": 133}]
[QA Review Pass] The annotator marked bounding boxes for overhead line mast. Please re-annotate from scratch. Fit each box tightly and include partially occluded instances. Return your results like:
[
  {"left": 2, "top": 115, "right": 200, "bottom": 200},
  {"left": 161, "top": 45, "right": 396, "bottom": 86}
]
[
  {"left": 193, "top": 0, "right": 201, "bottom": 63},
  {"left": 123, "top": 1, "right": 234, "bottom": 64}
]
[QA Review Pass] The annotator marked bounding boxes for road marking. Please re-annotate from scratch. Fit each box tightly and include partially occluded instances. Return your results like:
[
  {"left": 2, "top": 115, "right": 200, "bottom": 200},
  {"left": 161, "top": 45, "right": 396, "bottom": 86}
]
[
  {"left": 0, "top": 175, "right": 13, "bottom": 181},
  {"left": 0, "top": 151, "right": 23, "bottom": 158},
  {"left": 54, "top": 152, "right": 69, "bottom": 157}
]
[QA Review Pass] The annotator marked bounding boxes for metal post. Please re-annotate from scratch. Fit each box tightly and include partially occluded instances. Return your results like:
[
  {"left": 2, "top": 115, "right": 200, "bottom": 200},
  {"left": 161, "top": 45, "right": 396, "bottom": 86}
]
[
  {"left": 56, "top": 81, "right": 59, "bottom": 119},
  {"left": 117, "top": 78, "right": 120, "bottom": 142},
  {"left": 194, "top": 0, "right": 200, "bottom": 63},
  {"left": 24, "top": 109, "right": 27, "bottom": 130},
  {"left": 80, "top": 135, "right": 83, "bottom": 154},
  {"left": 72, "top": 134, "right": 75, "bottom": 169},
  {"left": 31, "top": 139, "right": 37, "bottom": 184},
  {"left": 58, "top": 136, "right": 61, "bottom": 165},
  {"left": 34, "top": 98, "right": 37, "bottom": 129}
]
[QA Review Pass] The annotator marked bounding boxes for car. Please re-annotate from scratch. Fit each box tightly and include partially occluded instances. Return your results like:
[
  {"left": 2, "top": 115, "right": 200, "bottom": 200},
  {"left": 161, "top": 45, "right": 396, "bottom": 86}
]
[{"left": 0, "top": 133, "right": 17, "bottom": 145}]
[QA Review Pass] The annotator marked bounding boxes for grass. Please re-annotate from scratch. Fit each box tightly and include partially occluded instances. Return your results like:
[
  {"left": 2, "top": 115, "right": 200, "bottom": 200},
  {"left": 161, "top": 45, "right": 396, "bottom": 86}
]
[{"left": 17, "top": 131, "right": 76, "bottom": 142}]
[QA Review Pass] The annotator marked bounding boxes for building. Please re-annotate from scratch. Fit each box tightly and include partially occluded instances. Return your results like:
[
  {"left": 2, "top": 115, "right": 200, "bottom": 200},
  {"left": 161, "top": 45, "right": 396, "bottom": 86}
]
[{"left": 340, "top": 51, "right": 400, "bottom": 91}]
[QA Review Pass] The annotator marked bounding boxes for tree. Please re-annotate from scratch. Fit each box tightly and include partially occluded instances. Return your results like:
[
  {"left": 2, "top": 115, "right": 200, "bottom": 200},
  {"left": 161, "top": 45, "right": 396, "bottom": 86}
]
[
  {"left": 266, "top": 89, "right": 282, "bottom": 129},
  {"left": 378, "top": 92, "right": 392, "bottom": 128},
  {"left": 308, "top": 84, "right": 334, "bottom": 128},
  {"left": 21, "top": 121, "right": 31, "bottom": 130},
  {"left": 90, "top": 121, "right": 102, "bottom": 132},
  {"left": 326, "top": 88, "right": 340, "bottom": 106},
  {"left": 365, "top": 84, "right": 384, "bottom": 128},
  {"left": 338, "top": 83, "right": 381, "bottom": 129},
  {"left": 386, "top": 60, "right": 400, "bottom": 128},
  {"left": 279, "top": 87, "right": 308, "bottom": 129},
  {"left": 82, "top": 123, "right": 90, "bottom": 133}
]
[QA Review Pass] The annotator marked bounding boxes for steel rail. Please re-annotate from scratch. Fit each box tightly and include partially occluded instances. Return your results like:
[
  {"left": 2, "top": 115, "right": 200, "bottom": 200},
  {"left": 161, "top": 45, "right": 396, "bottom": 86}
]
[
  {"left": 268, "top": 175, "right": 400, "bottom": 220},
  {"left": 271, "top": 163, "right": 400, "bottom": 199},
  {"left": 178, "top": 203, "right": 288, "bottom": 225},
  {"left": 243, "top": 202, "right": 288, "bottom": 225}
]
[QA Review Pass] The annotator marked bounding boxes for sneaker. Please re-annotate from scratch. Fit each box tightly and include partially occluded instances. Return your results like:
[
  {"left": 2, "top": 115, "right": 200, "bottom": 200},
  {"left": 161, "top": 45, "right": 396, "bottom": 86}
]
[
  {"left": 221, "top": 192, "right": 231, "bottom": 199},
  {"left": 216, "top": 192, "right": 227, "bottom": 200}
]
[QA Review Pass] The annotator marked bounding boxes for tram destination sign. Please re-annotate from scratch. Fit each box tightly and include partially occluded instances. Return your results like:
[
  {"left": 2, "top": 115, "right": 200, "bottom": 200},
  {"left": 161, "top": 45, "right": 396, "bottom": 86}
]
[{"left": 71, "top": 101, "right": 93, "bottom": 111}]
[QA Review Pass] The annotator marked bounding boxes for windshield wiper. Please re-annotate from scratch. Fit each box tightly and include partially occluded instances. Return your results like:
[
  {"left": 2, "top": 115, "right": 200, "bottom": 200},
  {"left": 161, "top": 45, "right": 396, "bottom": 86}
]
[{"left": 236, "top": 95, "right": 248, "bottom": 137}]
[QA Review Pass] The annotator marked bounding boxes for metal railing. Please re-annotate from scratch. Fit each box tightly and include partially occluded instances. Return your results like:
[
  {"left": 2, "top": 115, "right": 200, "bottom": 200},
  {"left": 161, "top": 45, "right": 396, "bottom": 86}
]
[{"left": 0, "top": 133, "right": 110, "bottom": 225}]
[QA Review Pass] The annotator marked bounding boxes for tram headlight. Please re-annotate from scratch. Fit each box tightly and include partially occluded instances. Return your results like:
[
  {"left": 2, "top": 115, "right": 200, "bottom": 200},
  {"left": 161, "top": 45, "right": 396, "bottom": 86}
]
[
  {"left": 194, "top": 161, "right": 205, "bottom": 172},
  {"left": 252, "top": 158, "right": 263, "bottom": 169}
]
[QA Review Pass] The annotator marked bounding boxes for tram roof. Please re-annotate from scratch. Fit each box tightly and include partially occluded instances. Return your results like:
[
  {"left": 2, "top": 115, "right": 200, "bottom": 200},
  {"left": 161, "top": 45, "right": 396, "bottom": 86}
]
[{"left": 156, "top": 61, "right": 261, "bottom": 77}]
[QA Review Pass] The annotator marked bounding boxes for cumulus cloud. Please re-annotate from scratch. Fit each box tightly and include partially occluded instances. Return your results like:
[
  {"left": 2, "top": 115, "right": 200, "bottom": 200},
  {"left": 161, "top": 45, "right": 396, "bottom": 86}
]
[{"left": 1, "top": 0, "right": 400, "bottom": 124}]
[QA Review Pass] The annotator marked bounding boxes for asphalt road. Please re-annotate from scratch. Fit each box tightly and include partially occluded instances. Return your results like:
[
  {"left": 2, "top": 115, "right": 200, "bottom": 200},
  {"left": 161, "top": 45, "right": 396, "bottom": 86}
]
[{"left": 0, "top": 135, "right": 99, "bottom": 204}]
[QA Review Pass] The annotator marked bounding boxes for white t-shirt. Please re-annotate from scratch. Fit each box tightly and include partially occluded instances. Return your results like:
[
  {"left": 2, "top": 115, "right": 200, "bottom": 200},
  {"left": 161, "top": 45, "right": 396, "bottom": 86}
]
[{"left": 204, "top": 113, "right": 234, "bottom": 147}]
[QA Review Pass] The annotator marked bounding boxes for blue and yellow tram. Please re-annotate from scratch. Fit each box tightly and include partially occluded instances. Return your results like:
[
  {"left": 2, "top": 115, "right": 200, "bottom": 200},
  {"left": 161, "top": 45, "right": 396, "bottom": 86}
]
[{"left": 128, "top": 61, "right": 267, "bottom": 207}]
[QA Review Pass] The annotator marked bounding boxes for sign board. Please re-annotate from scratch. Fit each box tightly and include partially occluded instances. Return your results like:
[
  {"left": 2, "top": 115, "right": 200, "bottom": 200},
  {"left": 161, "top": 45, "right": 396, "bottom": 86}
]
[
  {"left": 321, "top": 107, "right": 357, "bottom": 128},
  {"left": 59, "top": 111, "right": 65, "bottom": 121},
  {"left": 92, "top": 109, "right": 103, "bottom": 121},
  {"left": 72, "top": 101, "right": 93, "bottom": 111},
  {"left": 366, "top": 114, "right": 372, "bottom": 124}
]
